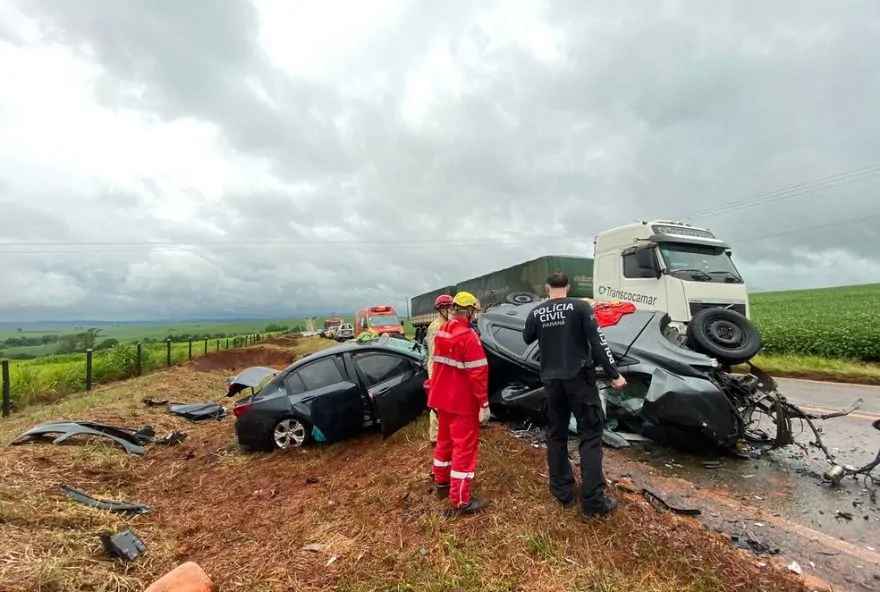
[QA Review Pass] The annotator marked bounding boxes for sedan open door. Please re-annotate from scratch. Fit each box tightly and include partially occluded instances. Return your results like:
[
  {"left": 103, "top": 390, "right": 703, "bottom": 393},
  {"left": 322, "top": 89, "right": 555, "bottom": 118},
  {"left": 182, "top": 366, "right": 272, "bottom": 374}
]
[{"left": 350, "top": 350, "right": 428, "bottom": 438}]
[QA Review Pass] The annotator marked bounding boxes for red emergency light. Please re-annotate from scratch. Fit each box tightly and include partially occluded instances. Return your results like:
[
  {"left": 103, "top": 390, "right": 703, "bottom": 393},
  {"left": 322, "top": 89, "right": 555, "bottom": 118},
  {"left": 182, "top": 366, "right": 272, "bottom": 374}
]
[{"left": 370, "top": 306, "right": 391, "bottom": 313}]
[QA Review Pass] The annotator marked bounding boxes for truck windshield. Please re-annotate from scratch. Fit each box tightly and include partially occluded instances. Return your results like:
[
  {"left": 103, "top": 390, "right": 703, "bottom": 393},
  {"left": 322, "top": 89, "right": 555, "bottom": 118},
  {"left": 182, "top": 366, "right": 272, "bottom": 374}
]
[
  {"left": 658, "top": 243, "right": 743, "bottom": 283},
  {"left": 369, "top": 314, "right": 400, "bottom": 326}
]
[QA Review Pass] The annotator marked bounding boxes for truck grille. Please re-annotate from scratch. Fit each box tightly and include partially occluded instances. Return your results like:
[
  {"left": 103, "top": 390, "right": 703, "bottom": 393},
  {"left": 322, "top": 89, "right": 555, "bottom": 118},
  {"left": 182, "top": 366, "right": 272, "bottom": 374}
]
[{"left": 688, "top": 302, "right": 747, "bottom": 317}]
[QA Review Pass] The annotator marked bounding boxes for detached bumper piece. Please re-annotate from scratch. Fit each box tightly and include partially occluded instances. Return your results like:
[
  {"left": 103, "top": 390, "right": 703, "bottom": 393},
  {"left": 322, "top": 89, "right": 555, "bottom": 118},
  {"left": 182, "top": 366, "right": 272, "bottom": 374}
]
[
  {"left": 100, "top": 529, "right": 147, "bottom": 561},
  {"left": 60, "top": 484, "right": 151, "bottom": 516},
  {"left": 8, "top": 420, "right": 154, "bottom": 455}
]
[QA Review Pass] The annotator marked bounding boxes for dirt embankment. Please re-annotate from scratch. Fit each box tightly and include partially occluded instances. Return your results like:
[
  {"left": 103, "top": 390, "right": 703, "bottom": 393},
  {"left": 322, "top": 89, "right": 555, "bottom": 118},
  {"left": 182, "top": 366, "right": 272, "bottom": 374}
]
[
  {"left": 0, "top": 359, "right": 817, "bottom": 592},
  {"left": 263, "top": 335, "right": 301, "bottom": 348},
  {"left": 187, "top": 346, "right": 296, "bottom": 372}
]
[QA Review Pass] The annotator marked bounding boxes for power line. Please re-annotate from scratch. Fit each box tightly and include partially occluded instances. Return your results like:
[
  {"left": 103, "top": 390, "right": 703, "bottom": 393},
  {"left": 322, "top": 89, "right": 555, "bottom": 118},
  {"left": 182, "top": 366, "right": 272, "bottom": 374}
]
[
  {"left": 578, "top": 212, "right": 879, "bottom": 257},
  {"left": 0, "top": 235, "right": 594, "bottom": 256},
  {"left": 0, "top": 233, "right": 585, "bottom": 248},
  {"left": 734, "top": 212, "right": 880, "bottom": 245},
  {"left": 681, "top": 165, "right": 880, "bottom": 221}
]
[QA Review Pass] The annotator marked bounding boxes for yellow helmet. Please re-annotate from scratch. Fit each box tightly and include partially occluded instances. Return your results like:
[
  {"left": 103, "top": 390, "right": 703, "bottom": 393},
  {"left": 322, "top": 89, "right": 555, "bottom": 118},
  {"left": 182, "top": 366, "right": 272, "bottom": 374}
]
[{"left": 452, "top": 291, "right": 481, "bottom": 310}]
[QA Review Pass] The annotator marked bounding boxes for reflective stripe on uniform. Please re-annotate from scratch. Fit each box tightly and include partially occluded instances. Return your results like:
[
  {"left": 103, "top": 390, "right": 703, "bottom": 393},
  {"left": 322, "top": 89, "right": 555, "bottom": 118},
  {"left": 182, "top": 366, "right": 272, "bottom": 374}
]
[
  {"left": 450, "top": 470, "right": 475, "bottom": 480},
  {"left": 433, "top": 355, "right": 488, "bottom": 369},
  {"left": 433, "top": 459, "right": 452, "bottom": 467}
]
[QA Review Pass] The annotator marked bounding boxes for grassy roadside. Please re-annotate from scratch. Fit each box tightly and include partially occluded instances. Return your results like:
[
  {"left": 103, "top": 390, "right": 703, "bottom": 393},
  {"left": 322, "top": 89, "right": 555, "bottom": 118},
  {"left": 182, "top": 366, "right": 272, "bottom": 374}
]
[
  {"left": 736, "top": 354, "right": 880, "bottom": 386},
  {"left": 0, "top": 339, "right": 814, "bottom": 592}
]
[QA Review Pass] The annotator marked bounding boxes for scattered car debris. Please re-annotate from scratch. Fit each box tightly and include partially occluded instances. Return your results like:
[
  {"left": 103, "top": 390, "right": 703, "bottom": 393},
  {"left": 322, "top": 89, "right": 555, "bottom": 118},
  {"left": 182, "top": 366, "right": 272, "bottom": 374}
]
[
  {"left": 730, "top": 534, "right": 780, "bottom": 556},
  {"left": 642, "top": 489, "right": 702, "bottom": 516},
  {"left": 60, "top": 484, "right": 150, "bottom": 515},
  {"left": 8, "top": 420, "right": 153, "bottom": 455},
  {"left": 821, "top": 418, "right": 880, "bottom": 488},
  {"left": 787, "top": 560, "right": 803, "bottom": 575},
  {"left": 155, "top": 431, "right": 188, "bottom": 446},
  {"left": 142, "top": 398, "right": 169, "bottom": 406},
  {"left": 168, "top": 402, "right": 227, "bottom": 422},
  {"left": 303, "top": 543, "right": 327, "bottom": 553},
  {"left": 100, "top": 529, "right": 147, "bottom": 561}
]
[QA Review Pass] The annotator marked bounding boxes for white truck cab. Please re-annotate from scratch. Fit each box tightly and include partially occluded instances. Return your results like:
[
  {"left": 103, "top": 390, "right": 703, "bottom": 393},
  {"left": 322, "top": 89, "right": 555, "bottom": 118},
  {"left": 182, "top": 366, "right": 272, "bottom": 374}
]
[{"left": 591, "top": 219, "right": 749, "bottom": 335}]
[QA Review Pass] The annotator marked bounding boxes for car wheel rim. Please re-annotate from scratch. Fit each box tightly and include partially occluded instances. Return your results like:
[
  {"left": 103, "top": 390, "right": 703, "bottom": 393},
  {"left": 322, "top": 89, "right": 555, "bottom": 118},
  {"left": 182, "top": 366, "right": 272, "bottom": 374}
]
[
  {"left": 274, "top": 418, "right": 307, "bottom": 448},
  {"left": 705, "top": 319, "right": 743, "bottom": 348}
]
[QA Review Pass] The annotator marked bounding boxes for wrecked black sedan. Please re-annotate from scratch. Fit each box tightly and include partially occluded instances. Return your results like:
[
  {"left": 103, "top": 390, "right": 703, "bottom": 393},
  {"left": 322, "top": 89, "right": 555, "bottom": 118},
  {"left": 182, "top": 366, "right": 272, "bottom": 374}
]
[
  {"left": 478, "top": 302, "right": 838, "bottom": 456},
  {"left": 229, "top": 339, "right": 428, "bottom": 451}
]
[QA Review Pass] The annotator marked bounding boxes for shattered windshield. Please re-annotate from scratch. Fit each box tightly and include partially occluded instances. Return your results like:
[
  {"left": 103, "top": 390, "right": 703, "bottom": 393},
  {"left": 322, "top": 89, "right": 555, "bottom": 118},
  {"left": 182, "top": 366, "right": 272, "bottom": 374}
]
[
  {"left": 369, "top": 314, "right": 400, "bottom": 327},
  {"left": 658, "top": 243, "right": 743, "bottom": 283}
]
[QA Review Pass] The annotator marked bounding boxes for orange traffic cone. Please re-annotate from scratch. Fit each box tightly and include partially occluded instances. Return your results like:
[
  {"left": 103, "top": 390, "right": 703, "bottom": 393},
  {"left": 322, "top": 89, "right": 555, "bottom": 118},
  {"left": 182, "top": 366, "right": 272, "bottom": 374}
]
[{"left": 143, "top": 561, "right": 216, "bottom": 592}]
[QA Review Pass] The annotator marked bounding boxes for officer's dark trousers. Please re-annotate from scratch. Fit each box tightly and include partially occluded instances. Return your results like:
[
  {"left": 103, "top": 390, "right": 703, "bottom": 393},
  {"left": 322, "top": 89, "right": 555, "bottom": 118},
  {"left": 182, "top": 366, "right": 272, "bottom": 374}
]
[{"left": 542, "top": 373, "right": 606, "bottom": 512}]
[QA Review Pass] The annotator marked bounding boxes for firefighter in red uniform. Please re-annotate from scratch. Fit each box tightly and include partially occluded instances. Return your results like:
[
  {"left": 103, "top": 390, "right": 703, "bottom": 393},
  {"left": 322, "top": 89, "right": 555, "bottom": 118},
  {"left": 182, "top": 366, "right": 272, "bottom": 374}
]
[{"left": 428, "top": 291, "right": 490, "bottom": 514}]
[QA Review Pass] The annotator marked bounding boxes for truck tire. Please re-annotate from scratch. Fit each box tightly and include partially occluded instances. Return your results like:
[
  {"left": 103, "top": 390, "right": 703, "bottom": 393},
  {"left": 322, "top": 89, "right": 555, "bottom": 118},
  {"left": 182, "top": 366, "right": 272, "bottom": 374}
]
[
  {"left": 686, "top": 307, "right": 762, "bottom": 366},
  {"left": 505, "top": 292, "right": 541, "bottom": 305}
]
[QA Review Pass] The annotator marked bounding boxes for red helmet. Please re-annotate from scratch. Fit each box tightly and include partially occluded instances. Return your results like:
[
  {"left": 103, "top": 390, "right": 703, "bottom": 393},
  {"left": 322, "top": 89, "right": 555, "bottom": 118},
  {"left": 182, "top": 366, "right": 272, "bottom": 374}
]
[{"left": 434, "top": 294, "right": 453, "bottom": 309}]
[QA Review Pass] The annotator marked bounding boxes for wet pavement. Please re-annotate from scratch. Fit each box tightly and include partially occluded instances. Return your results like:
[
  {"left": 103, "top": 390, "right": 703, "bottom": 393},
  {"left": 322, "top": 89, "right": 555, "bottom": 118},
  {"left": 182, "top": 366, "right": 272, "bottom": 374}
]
[{"left": 557, "top": 378, "right": 880, "bottom": 590}]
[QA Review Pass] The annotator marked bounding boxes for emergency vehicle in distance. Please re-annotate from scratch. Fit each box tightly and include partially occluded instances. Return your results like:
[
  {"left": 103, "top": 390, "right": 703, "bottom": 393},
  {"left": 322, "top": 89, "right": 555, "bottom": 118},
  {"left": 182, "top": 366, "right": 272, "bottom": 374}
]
[
  {"left": 354, "top": 305, "right": 404, "bottom": 338},
  {"left": 321, "top": 317, "right": 343, "bottom": 339},
  {"left": 409, "top": 219, "right": 751, "bottom": 341}
]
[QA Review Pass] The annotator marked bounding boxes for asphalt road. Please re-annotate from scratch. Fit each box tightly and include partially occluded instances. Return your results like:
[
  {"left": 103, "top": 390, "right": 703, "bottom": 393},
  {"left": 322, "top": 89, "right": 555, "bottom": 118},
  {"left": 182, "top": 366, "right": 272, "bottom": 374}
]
[{"left": 618, "top": 378, "right": 880, "bottom": 589}]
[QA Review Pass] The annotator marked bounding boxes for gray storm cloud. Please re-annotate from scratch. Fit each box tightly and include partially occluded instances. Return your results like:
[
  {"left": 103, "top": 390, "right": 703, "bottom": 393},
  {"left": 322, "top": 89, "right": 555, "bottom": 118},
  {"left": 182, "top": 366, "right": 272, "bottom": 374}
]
[{"left": 0, "top": 0, "right": 878, "bottom": 322}]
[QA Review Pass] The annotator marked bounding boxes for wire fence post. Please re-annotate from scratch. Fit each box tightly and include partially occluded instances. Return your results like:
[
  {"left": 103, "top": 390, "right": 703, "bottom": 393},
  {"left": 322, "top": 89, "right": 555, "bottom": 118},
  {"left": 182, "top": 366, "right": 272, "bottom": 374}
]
[
  {"left": 216, "top": 339, "right": 220, "bottom": 351},
  {"left": 2, "top": 359, "right": 10, "bottom": 418},
  {"left": 204, "top": 338, "right": 208, "bottom": 354},
  {"left": 166, "top": 339, "right": 171, "bottom": 367},
  {"left": 188, "top": 339, "right": 193, "bottom": 360},
  {"left": 86, "top": 349, "right": 93, "bottom": 391},
  {"left": 225, "top": 338, "right": 229, "bottom": 349},
  {"left": 136, "top": 343, "right": 142, "bottom": 376}
]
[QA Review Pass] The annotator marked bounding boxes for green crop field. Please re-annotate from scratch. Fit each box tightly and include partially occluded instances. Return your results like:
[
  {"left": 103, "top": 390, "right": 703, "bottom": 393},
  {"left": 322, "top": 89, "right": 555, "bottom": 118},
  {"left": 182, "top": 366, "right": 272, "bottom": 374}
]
[
  {"left": 4, "top": 333, "right": 280, "bottom": 409},
  {"left": 749, "top": 282, "right": 880, "bottom": 361},
  {"left": 0, "top": 319, "right": 301, "bottom": 360}
]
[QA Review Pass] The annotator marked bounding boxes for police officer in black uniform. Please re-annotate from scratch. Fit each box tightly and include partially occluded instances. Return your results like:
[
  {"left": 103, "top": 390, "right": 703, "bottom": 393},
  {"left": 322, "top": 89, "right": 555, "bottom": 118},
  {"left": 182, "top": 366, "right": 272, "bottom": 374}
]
[{"left": 523, "top": 271, "right": 626, "bottom": 518}]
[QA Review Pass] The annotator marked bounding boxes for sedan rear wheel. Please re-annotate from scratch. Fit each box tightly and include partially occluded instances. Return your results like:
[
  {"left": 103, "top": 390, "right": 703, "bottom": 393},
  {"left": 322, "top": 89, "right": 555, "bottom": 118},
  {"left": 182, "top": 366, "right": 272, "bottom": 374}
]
[{"left": 272, "top": 417, "right": 311, "bottom": 449}]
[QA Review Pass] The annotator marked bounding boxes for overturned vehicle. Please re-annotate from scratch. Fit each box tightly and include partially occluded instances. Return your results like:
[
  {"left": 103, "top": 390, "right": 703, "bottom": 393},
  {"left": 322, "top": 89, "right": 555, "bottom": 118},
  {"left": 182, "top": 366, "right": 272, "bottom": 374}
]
[{"left": 479, "top": 301, "right": 858, "bottom": 457}]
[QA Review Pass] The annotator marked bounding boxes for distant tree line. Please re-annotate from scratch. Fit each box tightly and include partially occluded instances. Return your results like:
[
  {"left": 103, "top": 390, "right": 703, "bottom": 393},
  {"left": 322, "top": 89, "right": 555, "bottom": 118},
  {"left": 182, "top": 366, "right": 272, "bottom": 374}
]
[{"left": 0, "top": 323, "right": 302, "bottom": 360}]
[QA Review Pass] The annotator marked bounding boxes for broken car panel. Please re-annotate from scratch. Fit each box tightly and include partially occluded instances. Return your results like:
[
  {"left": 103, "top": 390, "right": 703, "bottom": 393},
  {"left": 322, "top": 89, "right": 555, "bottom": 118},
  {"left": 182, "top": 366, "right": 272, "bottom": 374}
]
[
  {"left": 8, "top": 420, "right": 154, "bottom": 455},
  {"left": 226, "top": 366, "right": 279, "bottom": 397},
  {"left": 168, "top": 402, "right": 227, "bottom": 422},
  {"left": 60, "top": 484, "right": 151, "bottom": 515},
  {"left": 478, "top": 302, "right": 858, "bottom": 455},
  {"left": 232, "top": 339, "right": 428, "bottom": 451}
]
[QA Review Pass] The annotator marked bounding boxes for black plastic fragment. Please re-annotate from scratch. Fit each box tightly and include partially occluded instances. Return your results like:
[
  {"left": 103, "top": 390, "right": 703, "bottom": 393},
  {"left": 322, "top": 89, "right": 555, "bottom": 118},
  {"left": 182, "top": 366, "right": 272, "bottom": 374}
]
[
  {"left": 730, "top": 534, "right": 780, "bottom": 556},
  {"left": 642, "top": 489, "right": 701, "bottom": 516},
  {"left": 168, "top": 402, "right": 227, "bottom": 422},
  {"left": 155, "top": 431, "right": 188, "bottom": 446},
  {"left": 60, "top": 484, "right": 151, "bottom": 515},
  {"left": 99, "top": 529, "right": 147, "bottom": 561},
  {"left": 142, "top": 398, "right": 169, "bottom": 406}
]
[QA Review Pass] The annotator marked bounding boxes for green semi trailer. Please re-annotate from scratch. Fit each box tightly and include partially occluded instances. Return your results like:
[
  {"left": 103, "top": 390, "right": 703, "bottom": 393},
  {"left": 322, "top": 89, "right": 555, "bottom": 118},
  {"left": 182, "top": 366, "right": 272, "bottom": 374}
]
[{"left": 409, "top": 255, "right": 595, "bottom": 338}]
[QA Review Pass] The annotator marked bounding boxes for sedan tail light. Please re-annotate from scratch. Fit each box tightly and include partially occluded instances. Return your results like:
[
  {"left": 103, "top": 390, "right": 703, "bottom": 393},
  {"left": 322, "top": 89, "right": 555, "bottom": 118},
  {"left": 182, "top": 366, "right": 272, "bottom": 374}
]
[{"left": 232, "top": 401, "right": 253, "bottom": 417}]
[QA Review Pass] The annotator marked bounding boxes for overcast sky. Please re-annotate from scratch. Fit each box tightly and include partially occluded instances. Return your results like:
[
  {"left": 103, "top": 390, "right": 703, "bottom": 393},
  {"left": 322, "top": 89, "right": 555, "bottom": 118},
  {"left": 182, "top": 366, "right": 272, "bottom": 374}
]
[{"left": 1, "top": 0, "right": 878, "bottom": 322}]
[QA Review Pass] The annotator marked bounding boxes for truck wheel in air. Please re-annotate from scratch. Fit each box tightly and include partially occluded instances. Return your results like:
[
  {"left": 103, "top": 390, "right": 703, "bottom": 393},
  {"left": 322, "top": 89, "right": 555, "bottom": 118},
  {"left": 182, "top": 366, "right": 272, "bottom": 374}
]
[
  {"left": 686, "top": 308, "right": 763, "bottom": 366},
  {"left": 505, "top": 292, "right": 541, "bottom": 305}
]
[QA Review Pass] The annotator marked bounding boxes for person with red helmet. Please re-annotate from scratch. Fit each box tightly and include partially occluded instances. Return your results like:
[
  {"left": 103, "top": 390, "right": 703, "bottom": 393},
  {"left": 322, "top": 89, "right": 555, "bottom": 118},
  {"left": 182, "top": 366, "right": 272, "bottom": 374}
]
[
  {"left": 425, "top": 293, "right": 454, "bottom": 444},
  {"left": 429, "top": 291, "right": 489, "bottom": 514}
]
